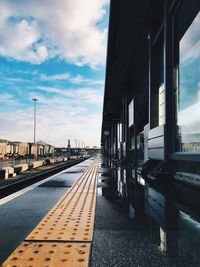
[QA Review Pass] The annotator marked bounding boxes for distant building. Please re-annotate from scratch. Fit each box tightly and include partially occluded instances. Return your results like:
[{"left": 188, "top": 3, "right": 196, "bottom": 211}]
[
  {"left": 67, "top": 139, "right": 71, "bottom": 150},
  {"left": 0, "top": 139, "right": 55, "bottom": 158},
  {"left": 36, "top": 141, "right": 55, "bottom": 156},
  {"left": 0, "top": 139, "right": 8, "bottom": 158},
  {"left": 30, "top": 143, "right": 38, "bottom": 157},
  {"left": 12, "top": 142, "right": 29, "bottom": 156}
]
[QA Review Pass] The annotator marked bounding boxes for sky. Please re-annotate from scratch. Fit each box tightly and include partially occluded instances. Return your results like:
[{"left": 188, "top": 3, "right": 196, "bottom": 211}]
[
  {"left": 0, "top": 0, "right": 109, "bottom": 148},
  {"left": 179, "top": 11, "right": 200, "bottom": 111},
  {"left": 177, "top": 11, "right": 200, "bottom": 143}
]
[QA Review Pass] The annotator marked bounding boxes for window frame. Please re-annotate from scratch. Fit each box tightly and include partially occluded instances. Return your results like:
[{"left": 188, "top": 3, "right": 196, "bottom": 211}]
[{"left": 170, "top": 0, "right": 200, "bottom": 161}]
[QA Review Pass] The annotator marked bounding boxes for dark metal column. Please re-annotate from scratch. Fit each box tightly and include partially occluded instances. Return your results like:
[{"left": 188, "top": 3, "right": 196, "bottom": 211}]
[{"left": 164, "top": 0, "right": 174, "bottom": 159}]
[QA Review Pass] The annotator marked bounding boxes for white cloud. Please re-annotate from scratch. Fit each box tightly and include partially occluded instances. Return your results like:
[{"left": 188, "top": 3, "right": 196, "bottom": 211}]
[
  {"left": 36, "top": 86, "right": 103, "bottom": 105},
  {"left": 40, "top": 73, "right": 71, "bottom": 81},
  {"left": 40, "top": 72, "right": 104, "bottom": 86},
  {"left": 0, "top": 0, "right": 108, "bottom": 67},
  {"left": 0, "top": 93, "right": 19, "bottom": 106},
  {"left": 0, "top": 100, "right": 101, "bottom": 147},
  {"left": 179, "top": 102, "right": 200, "bottom": 128},
  {"left": 5, "top": 77, "right": 28, "bottom": 83},
  {"left": 16, "top": 70, "right": 39, "bottom": 75},
  {"left": 0, "top": 18, "right": 49, "bottom": 64},
  {"left": 69, "top": 74, "right": 104, "bottom": 85},
  {"left": 71, "top": 88, "right": 103, "bottom": 105},
  {"left": 180, "top": 11, "right": 200, "bottom": 64}
]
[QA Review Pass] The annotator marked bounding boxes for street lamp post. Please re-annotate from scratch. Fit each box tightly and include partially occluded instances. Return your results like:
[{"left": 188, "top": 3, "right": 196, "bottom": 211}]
[{"left": 32, "top": 98, "right": 39, "bottom": 144}]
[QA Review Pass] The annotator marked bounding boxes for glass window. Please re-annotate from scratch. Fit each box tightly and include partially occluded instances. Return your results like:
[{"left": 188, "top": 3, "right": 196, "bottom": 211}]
[
  {"left": 117, "top": 123, "right": 122, "bottom": 149},
  {"left": 176, "top": 12, "right": 200, "bottom": 152},
  {"left": 150, "top": 30, "right": 164, "bottom": 128},
  {"left": 129, "top": 126, "right": 135, "bottom": 149},
  {"left": 128, "top": 99, "right": 134, "bottom": 127},
  {"left": 137, "top": 131, "right": 144, "bottom": 165},
  {"left": 159, "top": 84, "right": 165, "bottom": 126},
  {"left": 128, "top": 99, "right": 135, "bottom": 150}
]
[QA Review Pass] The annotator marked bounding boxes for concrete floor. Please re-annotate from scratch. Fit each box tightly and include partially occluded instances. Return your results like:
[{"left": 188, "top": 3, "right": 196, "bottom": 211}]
[
  {"left": 90, "top": 160, "right": 200, "bottom": 267},
  {"left": 1, "top": 156, "right": 199, "bottom": 266},
  {"left": 90, "top": 194, "right": 177, "bottom": 267},
  {"left": 0, "top": 158, "right": 93, "bottom": 264}
]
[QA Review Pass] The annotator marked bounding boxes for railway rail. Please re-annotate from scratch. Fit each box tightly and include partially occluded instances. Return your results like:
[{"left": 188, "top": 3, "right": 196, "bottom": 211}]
[{"left": 0, "top": 158, "right": 88, "bottom": 199}]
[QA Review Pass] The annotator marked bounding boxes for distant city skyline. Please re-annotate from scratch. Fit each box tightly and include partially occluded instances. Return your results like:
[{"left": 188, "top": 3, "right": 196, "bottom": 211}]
[
  {"left": 0, "top": 0, "right": 109, "bottom": 147},
  {"left": 0, "top": 137, "right": 99, "bottom": 149}
]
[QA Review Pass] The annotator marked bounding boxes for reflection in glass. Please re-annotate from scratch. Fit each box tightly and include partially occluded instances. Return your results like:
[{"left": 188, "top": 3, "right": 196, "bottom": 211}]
[
  {"left": 117, "top": 123, "right": 122, "bottom": 151},
  {"left": 137, "top": 131, "right": 144, "bottom": 165},
  {"left": 100, "top": 156, "right": 200, "bottom": 265},
  {"left": 159, "top": 227, "right": 167, "bottom": 252},
  {"left": 151, "top": 29, "right": 164, "bottom": 128},
  {"left": 129, "top": 126, "right": 135, "bottom": 149},
  {"left": 159, "top": 84, "right": 165, "bottom": 125},
  {"left": 128, "top": 99, "right": 134, "bottom": 127},
  {"left": 177, "top": 12, "right": 200, "bottom": 152}
]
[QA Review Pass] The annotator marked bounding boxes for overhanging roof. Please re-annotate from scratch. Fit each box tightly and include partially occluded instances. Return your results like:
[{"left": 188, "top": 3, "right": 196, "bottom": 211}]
[{"left": 101, "top": 0, "right": 163, "bottom": 142}]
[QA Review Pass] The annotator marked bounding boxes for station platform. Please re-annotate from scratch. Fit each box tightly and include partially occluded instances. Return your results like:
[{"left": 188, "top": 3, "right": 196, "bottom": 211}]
[
  {"left": 1, "top": 156, "right": 200, "bottom": 266},
  {"left": 0, "top": 157, "right": 96, "bottom": 266}
]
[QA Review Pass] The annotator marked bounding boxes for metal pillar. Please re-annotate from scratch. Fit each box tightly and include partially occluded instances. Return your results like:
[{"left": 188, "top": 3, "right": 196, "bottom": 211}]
[{"left": 32, "top": 98, "right": 39, "bottom": 144}]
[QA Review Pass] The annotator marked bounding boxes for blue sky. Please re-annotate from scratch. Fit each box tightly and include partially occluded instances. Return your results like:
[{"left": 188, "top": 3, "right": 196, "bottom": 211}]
[{"left": 0, "top": 0, "right": 109, "bottom": 147}]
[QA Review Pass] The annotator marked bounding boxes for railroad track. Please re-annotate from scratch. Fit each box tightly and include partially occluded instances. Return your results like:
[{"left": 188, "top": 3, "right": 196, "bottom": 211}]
[{"left": 0, "top": 158, "right": 88, "bottom": 199}]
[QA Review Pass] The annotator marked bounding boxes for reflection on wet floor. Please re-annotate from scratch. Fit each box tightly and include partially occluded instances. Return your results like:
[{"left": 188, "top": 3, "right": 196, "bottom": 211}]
[
  {"left": 39, "top": 165, "right": 89, "bottom": 188},
  {"left": 95, "top": 156, "right": 200, "bottom": 267}
]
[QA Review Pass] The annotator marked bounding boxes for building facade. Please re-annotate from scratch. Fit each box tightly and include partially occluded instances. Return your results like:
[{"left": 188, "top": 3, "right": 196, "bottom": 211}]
[
  {"left": 0, "top": 139, "right": 8, "bottom": 159},
  {"left": 101, "top": 0, "right": 200, "bottom": 180}
]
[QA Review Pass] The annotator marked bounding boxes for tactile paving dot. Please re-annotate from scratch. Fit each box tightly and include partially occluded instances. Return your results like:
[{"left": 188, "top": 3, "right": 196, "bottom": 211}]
[
  {"left": 26, "top": 162, "right": 98, "bottom": 242},
  {"left": 1, "top": 242, "right": 90, "bottom": 267}
]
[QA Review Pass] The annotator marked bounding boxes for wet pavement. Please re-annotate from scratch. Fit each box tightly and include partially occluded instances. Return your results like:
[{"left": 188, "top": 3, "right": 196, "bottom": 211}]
[
  {"left": 90, "top": 156, "right": 200, "bottom": 267},
  {"left": 0, "top": 158, "right": 94, "bottom": 264},
  {"left": 1, "top": 156, "right": 200, "bottom": 266}
]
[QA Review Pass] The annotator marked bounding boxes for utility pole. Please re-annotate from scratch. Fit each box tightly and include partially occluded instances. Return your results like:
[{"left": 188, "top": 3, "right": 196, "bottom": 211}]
[{"left": 32, "top": 98, "right": 39, "bottom": 144}]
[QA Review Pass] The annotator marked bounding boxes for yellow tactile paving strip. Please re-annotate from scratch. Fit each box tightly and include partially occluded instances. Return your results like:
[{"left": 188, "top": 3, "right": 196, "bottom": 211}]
[
  {"left": 2, "top": 160, "right": 99, "bottom": 267},
  {"left": 1, "top": 242, "right": 90, "bottom": 267},
  {"left": 26, "top": 162, "right": 98, "bottom": 241}
]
